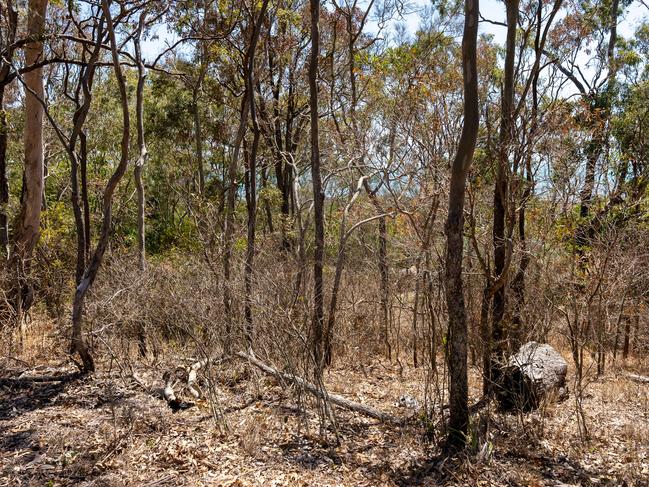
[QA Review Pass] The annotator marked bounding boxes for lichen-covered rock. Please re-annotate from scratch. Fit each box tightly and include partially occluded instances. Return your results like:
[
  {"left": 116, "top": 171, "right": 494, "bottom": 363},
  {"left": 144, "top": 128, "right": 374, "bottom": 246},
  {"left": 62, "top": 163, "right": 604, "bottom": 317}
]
[{"left": 496, "top": 342, "right": 568, "bottom": 411}]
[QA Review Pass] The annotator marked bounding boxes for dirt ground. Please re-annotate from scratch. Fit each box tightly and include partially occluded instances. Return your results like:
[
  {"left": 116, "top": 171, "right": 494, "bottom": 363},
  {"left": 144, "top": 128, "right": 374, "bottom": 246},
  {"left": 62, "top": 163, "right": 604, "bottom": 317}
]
[{"left": 1, "top": 326, "right": 648, "bottom": 486}]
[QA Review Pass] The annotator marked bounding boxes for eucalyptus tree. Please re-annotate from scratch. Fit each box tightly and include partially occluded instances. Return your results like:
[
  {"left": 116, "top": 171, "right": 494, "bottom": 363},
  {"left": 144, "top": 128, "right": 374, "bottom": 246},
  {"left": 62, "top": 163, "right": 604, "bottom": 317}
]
[
  {"left": 445, "top": 0, "right": 479, "bottom": 450},
  {"left": 8, "top": 0, "right": 48, "bottom": 326},
  {"left": 308, "top": 0, "right": 324, "bottom": 371},
  {"left": 0, "top": 0, "right": 18, "bottom": 257}
]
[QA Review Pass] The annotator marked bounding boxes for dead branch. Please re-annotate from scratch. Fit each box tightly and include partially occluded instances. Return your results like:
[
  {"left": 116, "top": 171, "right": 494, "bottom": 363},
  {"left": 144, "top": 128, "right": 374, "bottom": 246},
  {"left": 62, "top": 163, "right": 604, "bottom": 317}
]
[
  {"left": 623, "top": 373, "right": 649, "bottom": 384},
  {"left": 236, "top": 351, "right": 398, "bottom": 423},
  {"left": 0, "top": 372, "right": 80, "bottom": 387}
]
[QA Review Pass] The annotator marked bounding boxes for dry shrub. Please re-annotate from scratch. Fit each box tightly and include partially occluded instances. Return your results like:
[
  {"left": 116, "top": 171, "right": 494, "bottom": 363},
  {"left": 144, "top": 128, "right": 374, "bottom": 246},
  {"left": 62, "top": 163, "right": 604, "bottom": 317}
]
[{"left": 85, "top": 252, "right": 227, "bottom": 360}]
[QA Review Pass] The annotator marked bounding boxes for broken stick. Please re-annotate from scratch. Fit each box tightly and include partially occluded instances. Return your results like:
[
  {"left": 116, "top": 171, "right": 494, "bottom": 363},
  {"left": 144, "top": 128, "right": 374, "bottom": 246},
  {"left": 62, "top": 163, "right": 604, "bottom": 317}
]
[{"left": 236, "top": 351, "right": 397, "bottom": 423}]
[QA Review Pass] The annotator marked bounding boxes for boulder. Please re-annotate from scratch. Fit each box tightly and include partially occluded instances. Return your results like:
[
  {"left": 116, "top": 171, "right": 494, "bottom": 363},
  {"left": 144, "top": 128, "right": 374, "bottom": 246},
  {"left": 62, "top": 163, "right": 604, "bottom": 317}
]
[{"left": 495, "top": 342, "right": 568, "bottom": 411}]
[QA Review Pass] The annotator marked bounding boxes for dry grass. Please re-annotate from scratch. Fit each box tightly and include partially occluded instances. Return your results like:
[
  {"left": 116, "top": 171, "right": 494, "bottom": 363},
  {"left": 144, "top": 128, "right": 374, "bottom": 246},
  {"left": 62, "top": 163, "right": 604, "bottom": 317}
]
[{"left": 1, "top": 319, "right": 648, "bottom": 486}]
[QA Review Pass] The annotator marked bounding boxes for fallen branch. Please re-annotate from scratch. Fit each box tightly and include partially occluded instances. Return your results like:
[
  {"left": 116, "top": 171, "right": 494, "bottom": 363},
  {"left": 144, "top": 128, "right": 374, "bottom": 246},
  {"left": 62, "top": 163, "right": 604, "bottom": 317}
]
[
  {"left": 236, "top": 351, "right": 397, "bottom": 423},
  {"left": 624, "top": 372, "right": 649, "bottom": 384},
  {"left": 0, "top": 372, "right": 80, "bottom": 387}
]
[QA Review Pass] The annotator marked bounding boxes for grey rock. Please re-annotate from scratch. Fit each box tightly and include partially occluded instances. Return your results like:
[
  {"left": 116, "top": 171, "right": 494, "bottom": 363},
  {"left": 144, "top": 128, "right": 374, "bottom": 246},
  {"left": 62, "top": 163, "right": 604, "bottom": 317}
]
[{"left": 496, "top": 342, "right": 568, "bottom": 411}]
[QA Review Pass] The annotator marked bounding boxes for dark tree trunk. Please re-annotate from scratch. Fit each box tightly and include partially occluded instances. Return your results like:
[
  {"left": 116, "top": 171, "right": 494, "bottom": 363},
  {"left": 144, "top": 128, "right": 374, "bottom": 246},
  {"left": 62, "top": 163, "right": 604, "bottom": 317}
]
[
  {"left": 444, "top": 0, "right": 479, "bottom": 451},
  {"left": 378, "top": 216, "right": 390, "bottom": 360},
  {"left": 261, "top": 166, "right": 274, "bottom": 233},
  {"left": 491, "top": 0, "right": 518, "bottom": 383},
  {"left": 0, "top": 2, "right": 17, "bottom": 260},
  {"left": 223, "top": 94, "right": 248, "bottom": 349},
  {"left": 576, "top": 0, "right": 618, "bottom": 250},
  {"left": 309, "top": 0, "right": 325, "bottom": 370},
  {"left": 0, "top": 86, "right": 10, "bottom": 259},
  {"left": 243, "top": 0, "right": 268, "bottom": 346},
  {"left": 622, "top": 316, "right": 631, "bottom": 361},
  {"left": 71, "top": 1, "right": 131, "bottom": 373}
]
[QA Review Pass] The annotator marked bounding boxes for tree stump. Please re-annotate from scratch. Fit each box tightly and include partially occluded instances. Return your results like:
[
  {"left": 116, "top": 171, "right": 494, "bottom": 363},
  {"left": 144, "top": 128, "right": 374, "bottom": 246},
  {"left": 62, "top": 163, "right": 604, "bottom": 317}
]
[{"left": 496, "top": 342, "right": 568, "bottom": 411}]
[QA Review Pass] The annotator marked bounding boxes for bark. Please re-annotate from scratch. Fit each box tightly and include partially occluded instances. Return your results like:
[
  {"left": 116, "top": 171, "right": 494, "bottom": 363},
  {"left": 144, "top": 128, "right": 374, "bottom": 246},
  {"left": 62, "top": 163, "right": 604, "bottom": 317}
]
[
  {"left": 0, "top": 86, "right": 10, "bottom": 259},
  {"left": 444, "top": 0, "right": 479, "bottom": 450},
  {"left": 480, "top": 281, "right": 492, "bottom": 396},
  {"left": 309, "top": 0, "right": 325, "bottom": 370},
  {"left": 260, "top": 166, "right": 274, "bottom": 233},
  {"left": 378, "top": 215, "right": 390, "bottom": 359},
  {"left": 67, "top": 16, "right": 104, "bottom": 286},
  {"left": 622, "top": 315, "right": 631, "bottom": 361},
  {"left": 79, "top": 131, "right": 91, "bottom": 259},
  {"left": 624, "top": 373, "right": 649, "bottom": 384},
  {"left": 134, "top": 12, "right": 148, "bottom": 271},
  {"left": 510, "top": 156, "right": 531, "bottom": 346},
  {"left": 0, "top": 2, "right": 17, "bottom": 259},
  {"left": 491, "top": 0, "right": 518, "bottom": 383},
  {"left": 9, "top": 0, "right": 48, "bottom": 318}
]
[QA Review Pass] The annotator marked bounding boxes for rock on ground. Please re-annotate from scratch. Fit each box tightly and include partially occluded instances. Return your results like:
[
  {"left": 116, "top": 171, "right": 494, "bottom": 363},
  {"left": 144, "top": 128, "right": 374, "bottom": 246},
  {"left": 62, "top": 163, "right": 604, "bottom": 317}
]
[{"left": 496, "top": 341, "right": 568, "bottom": 411}]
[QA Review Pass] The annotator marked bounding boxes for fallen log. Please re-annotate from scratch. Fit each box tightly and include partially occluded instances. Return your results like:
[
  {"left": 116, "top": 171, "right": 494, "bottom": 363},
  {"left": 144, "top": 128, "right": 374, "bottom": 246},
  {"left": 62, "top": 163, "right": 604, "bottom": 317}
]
[
  {"left": 236, "top": 351, "right": 397, "bottom": 423},
  {"left": 624, "top": 373, "right": 649, "bottom": 384},
  {"left": 0, "top": 372, "right": 80, "bottom": 387}
]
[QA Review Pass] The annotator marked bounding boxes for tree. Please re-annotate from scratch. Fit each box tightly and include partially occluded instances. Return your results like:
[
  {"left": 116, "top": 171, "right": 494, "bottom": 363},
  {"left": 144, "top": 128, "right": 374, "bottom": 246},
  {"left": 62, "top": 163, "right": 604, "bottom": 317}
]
[
  {"left": 0, "top": 0, "right": 18, "bottom": 258},
  {"left": 489, "top": 0, "right": 518, "bottom": 390},
  {"left": 309, "top": 0, "right": 325, "bottom": 371},
  {"left": 444, "top": 0, "right": 479, "bottom": 450},
  {"left": 9, "top": 0, "right": 48, "bottom": 326},
  {"left": 70, "top": 0, "right": 133, "bottom": 372}
]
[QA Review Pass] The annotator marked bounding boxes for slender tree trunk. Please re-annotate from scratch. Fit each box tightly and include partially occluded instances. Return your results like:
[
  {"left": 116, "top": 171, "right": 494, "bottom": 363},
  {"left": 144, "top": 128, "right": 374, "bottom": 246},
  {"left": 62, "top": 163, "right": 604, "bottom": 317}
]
[
  {"left": 243, "top": 0, "right": 268, "bottom": 347},
  {"left": 71, "top": 0, "right": 131, "bottom": 373},
  {"left": 223, "top": 95, "right": 248, "bottom": 349},
  {"left": 0, "top": 2, "right": 17, "bottom": 260},
  {"left": 378, "top": 216, "right": 390, "bottom": 359},
  {"left": 261, "top": 166, "right": 274, "bottom": 233},
  {"left": 70, "top": 136, "right": 86, "bottom": 285},
  {"left": 444, "top": 0, "right": 479, "bottom": 451},
  {"left": 67, "top": 19, "right": 104, "bottom": 287},
  {"left": 134, "top": 13, "right": 148, "bottom": 271},
  {"left": 79, "top": 132, "right": 91, "bottom": 259},
  {"left": 576, "top": 0, "right": 618, "bottom": 248},
  {"left": 510, "top": 156, "right": 531, "bottom": 346},
  {"left": 0, "top": 86, "right": 10, "bottom": 259},
  {"left": 622, "top": 315, "right": 631, "bottom": 361},
  {"left": 309, "top": 0, "right": 325, "bottom": 370},
  {"left": 412, "top": 268, "right": 421, "bottom": 368},
  {"left": 480, "top": 281, "right": 492, "bottom": 396},
  {"left": 490, "top": 0, "right": 518, "bottom": 385},
  {"left": 9, "top": 0, "right": 48, "bottom": 321}
]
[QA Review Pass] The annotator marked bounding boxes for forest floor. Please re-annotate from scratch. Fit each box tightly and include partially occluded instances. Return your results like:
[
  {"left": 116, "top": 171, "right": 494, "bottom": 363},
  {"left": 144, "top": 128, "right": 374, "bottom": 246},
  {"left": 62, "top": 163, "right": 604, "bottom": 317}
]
[{"left": 1, "top": 322, "right": 648, "bottom": 486}]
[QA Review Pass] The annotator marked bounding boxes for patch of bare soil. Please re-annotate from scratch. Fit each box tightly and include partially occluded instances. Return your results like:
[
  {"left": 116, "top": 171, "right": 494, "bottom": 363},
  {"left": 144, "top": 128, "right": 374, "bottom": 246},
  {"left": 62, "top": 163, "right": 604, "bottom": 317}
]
[{"left": 1, "top": 352, "right": 647, "bottom": 486}]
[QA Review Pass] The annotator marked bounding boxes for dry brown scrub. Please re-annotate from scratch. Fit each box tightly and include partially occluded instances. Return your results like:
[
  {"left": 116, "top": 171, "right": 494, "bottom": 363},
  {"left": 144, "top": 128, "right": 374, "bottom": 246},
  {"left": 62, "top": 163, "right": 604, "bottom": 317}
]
[{"left": 1, "top": 310, "right": 648, "bottom": 486}]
